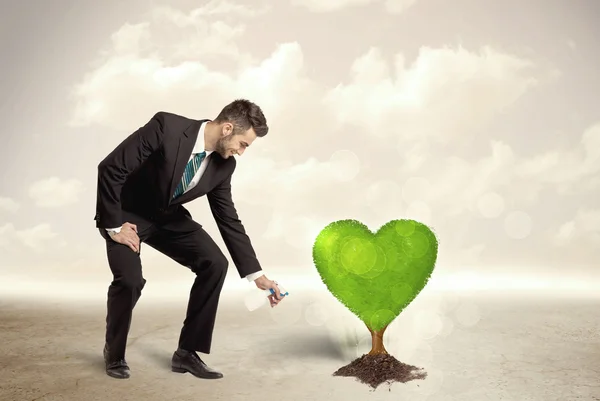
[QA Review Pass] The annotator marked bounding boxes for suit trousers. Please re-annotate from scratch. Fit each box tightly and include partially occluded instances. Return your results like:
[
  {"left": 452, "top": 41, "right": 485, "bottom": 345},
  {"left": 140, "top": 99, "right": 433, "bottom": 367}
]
[{"left": 99, "top": 208, "right": 228, "bottom": 361}]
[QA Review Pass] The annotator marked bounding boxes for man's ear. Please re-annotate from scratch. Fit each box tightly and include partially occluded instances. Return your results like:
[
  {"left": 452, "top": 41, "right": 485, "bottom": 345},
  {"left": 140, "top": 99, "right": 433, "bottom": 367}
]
[{"left": 222, "top": 123, "right": 233, "bottom": 136}]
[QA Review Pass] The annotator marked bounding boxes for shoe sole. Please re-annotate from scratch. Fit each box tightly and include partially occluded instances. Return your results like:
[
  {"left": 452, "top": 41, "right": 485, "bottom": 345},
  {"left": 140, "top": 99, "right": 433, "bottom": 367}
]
[
  {"left": 171, "top": 366, "right": 223, "bottom": 379},
  {"left": 106, "top": 370, "right": 130, "bottom": 379}
]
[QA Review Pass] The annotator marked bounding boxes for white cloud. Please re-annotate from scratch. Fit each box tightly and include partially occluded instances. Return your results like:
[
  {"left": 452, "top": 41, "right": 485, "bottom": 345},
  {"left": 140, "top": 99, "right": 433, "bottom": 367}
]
[
  {"left": 65, "top": 2, "right": 597, "bottom": 271},
  {"left": 323, "top": 46, "right": 539, "bottom": 142},
  {"left": 231, "top": 142, "right": 524, "bottom": 262},
  {"left": 69, "top": 9, "right": 555, "bottom": 204},
  {"left": 514, "top": 123, "right": 600, "bottom": 192},
  {"left": 233, "top": 149, "right": 362, "bottom": 214},
  {"left": 152, "top": 1, "right": 269, "bottom": 22},
  {"left": 69, "top": 4, "right": 318, "bottom": 132},
  {"left": 0, "top": 197, "right": 20, "bottom": 213},
  {"left": 0, "top": 223, "right": 64, "bottom": 253},
  {"left": 290, "top": 0, "right": 373, "bottom": 12},
  {"left": 291, "top": 0, "right": 416, "bottom": 13},
  {"left": 553, "top": 209, "right": 600, "bottom": 246},
  {"left": 69, "top": 5, "right": 545, "bottom": 153},
  {"left": 383, "top": 0, "right": 417, "bottom": 14},
  {"left": 28, "top": 177, "right": 85, "bottom": 208},
  {"left": 394, "top": 120, "right": 600, "bottom": 219},
  {"left": 393, "top": 140, "right": 517, "bottom": 218}
]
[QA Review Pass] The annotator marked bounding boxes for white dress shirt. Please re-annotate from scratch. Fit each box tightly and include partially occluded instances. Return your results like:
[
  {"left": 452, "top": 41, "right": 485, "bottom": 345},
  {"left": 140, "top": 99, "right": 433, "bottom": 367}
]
[{"left": 106, "top": 121, "right": 265, "bottom": 282}]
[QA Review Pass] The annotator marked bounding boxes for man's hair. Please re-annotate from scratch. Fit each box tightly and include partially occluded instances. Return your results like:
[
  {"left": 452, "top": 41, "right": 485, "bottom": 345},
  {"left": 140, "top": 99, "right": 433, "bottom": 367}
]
[{"left": 214, "top": 99, "right": 268, "bottom": 137}]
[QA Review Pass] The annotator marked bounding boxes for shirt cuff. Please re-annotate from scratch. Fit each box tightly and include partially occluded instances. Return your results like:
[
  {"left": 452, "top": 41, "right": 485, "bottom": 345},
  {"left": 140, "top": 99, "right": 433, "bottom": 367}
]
[
  {"left": 105, "top": 226, "right": 122, "bottom": 235},
  {"left": 245, "top": 271, "right": 265, "bottom": 282}
]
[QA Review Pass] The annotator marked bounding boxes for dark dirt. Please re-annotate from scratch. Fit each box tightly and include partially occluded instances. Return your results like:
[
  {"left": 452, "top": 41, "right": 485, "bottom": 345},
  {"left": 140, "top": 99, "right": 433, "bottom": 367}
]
[{"left": 332, "top": 353, "right": 427, "bottom": 390}]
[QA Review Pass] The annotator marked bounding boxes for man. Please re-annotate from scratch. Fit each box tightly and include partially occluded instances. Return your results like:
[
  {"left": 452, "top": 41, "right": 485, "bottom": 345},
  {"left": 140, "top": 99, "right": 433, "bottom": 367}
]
[{"left": 94, "top": 99, "right": 284, "bottom": 380}]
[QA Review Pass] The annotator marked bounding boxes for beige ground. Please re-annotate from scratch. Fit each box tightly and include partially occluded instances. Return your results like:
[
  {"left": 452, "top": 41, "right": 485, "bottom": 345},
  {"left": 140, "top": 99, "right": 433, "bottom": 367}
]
[{"left": 1, "top": 289, "right": 599, "bottom": 401}]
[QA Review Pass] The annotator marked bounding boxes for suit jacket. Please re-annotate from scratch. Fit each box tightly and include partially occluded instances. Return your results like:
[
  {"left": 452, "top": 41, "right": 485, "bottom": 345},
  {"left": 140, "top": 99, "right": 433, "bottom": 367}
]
[{"left": 94, "top": 111, "right": 262, "bottom": 278}]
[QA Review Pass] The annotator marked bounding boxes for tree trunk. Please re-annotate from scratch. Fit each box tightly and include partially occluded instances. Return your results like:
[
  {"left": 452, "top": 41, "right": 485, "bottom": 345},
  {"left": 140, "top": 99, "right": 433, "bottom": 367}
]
[{"left": 367, "top": 324, "right": 388, "bottom": 355}]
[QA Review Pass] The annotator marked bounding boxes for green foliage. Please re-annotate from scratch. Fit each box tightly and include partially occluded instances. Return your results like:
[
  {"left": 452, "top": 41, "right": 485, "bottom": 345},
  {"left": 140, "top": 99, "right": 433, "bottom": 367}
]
[{"left": 312, "top": 219, "right": 438, "bottom": 331}]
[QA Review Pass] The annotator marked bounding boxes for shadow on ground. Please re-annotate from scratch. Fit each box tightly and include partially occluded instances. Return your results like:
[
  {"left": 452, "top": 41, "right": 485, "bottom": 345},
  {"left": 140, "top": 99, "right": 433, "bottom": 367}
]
[
  {"left": 260, "top": 331, "right": 347, "bottom": 361},
  {"left": 140, "top": 346, "right": 172, "bottom": 370},
  {"left": 68, "top": 349, "right": 105, "bottom": 373}
]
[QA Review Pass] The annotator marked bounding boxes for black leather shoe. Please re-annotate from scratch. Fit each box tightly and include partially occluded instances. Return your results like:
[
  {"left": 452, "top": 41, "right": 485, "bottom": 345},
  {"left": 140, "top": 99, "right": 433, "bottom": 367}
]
[
  {"left": 103, "top": 343, "right": 130, "bottom": 379},
  {"left": 171, "top": 348, "right": 223, "bottom": 379}
]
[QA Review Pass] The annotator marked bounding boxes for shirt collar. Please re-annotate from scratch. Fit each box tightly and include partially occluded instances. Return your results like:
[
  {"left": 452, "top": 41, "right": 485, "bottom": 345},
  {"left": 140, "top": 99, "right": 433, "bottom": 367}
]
[{"left": 193, "top": 121, "right": 214, "bottom": 156}]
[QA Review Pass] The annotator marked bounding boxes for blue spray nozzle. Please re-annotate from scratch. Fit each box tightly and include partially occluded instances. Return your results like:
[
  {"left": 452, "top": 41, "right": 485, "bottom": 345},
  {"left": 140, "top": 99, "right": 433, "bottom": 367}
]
[{"left": 267, "top": 288, "right": 289, "bottom": 297}]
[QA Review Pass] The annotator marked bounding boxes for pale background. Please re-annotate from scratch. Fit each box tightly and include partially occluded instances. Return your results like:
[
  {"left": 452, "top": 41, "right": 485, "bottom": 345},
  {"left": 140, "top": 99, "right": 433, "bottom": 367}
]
[
  {"left": 1, "top": 0, "right": 599, "bottom": 300},
  {"left": 2, "top": 2, "right": 600, "bottom": 400}
]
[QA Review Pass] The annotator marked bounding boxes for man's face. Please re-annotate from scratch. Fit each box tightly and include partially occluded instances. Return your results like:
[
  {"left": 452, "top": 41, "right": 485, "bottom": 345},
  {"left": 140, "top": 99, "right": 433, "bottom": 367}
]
[{"left": 215, "top": 124, "right": 257, "bottom": 158}]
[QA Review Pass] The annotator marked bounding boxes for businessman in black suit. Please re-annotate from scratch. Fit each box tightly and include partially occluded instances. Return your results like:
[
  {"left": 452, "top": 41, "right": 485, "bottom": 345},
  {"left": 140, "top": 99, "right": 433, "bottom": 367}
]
[{"left": 94, "top": 99, "right": 284, "bottom": 380}]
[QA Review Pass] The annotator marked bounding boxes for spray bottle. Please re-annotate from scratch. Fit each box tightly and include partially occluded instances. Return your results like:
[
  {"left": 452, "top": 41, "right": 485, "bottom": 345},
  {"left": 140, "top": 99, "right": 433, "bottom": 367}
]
[{"left": 244, "top": 283, "right": 289, "bottom": 311}]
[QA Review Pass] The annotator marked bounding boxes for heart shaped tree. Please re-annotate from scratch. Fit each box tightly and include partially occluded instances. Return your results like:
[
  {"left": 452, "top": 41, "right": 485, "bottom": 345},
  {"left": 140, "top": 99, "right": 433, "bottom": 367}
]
[{"left": 312, "top": 219, "right": 438, "bottom": 389}]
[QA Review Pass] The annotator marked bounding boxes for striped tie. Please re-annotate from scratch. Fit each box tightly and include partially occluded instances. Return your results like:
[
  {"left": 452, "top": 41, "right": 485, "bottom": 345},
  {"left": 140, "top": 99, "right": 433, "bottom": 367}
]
[{"left": 172, "top": 151, "right": 206, "bottom": 199}]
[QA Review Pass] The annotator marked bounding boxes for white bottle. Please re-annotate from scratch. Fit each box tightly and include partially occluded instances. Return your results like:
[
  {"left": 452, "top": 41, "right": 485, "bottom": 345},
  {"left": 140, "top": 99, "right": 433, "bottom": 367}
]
[{"left": 244, "top": 285, "right": 289, "bottom": 311}]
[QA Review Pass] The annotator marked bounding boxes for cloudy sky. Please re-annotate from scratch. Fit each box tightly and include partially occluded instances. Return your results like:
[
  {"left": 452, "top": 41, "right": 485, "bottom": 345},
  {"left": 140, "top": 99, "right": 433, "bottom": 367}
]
[{"left": 1, "top": 0, "right": 599, "bottom": 297}]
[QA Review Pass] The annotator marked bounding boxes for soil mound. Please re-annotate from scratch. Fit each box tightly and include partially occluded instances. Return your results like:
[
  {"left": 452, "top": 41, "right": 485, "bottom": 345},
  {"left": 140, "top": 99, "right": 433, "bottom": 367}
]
[{"left": 333, "top": 353, "right": 427, "bottom": 389}]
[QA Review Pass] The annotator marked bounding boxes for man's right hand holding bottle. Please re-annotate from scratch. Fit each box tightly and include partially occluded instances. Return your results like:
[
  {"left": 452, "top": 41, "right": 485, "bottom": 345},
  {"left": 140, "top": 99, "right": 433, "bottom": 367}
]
[{"left": 254, "top": 275, "right": 285, "bottom": 307}]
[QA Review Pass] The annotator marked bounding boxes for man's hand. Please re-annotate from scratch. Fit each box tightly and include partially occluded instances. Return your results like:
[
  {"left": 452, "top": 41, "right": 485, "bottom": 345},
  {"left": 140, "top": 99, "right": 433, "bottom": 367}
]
[
  {"left": 109, "top": 222, "right": 140, "bottom": 253},
  {"left": 254, "top": 275, "right": 284, "bottom": 307}
]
